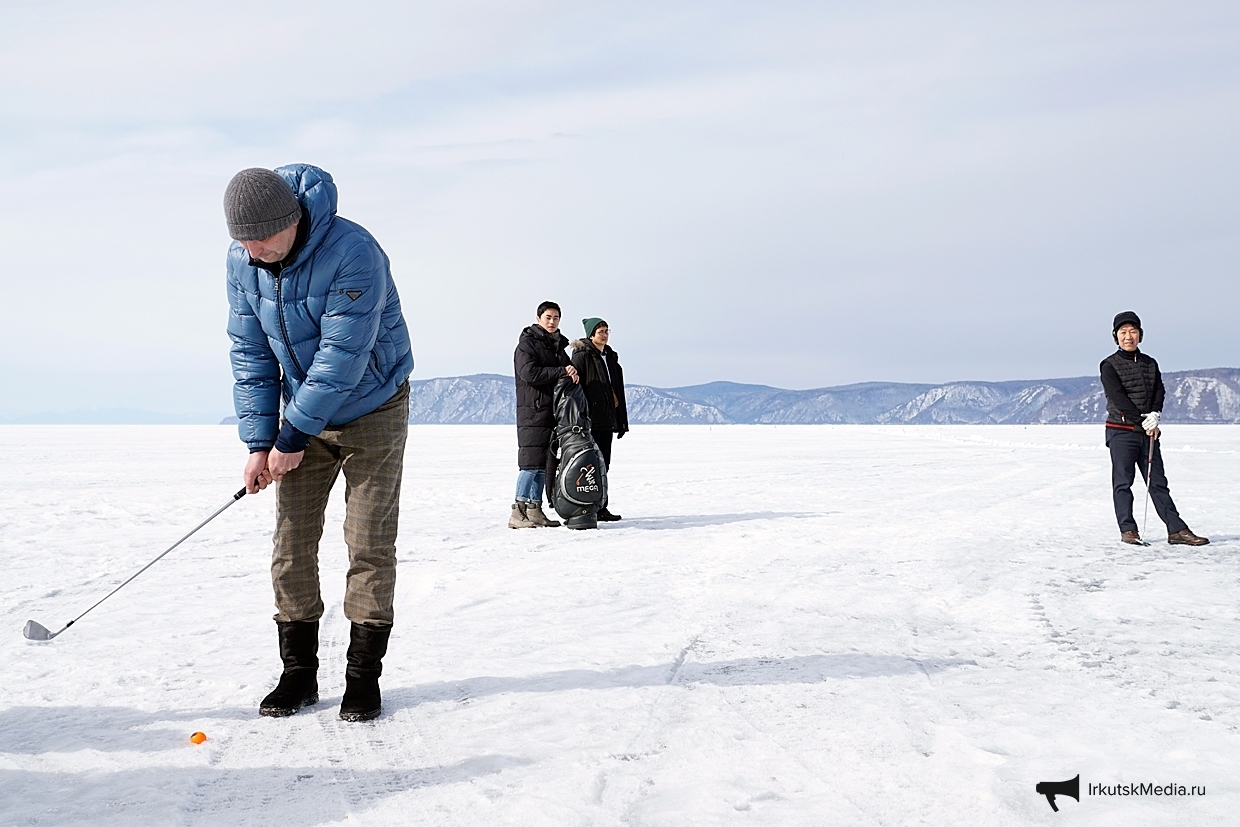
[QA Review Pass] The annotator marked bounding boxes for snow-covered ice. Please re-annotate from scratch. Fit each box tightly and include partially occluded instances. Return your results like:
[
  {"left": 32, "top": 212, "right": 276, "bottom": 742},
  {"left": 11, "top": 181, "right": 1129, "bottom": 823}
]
[{"left": 2, "top": 424, "right": 1238, "bottom": 825}]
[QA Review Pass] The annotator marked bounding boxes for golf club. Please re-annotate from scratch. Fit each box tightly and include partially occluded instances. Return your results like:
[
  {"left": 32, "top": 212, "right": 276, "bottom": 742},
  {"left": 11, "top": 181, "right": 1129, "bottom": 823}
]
[
  {"left": 23, "top": 487, "right": 249, "bottom": 641},
  {"left": 1139, "top": 431, "right": 1156, "bottom": 546}
]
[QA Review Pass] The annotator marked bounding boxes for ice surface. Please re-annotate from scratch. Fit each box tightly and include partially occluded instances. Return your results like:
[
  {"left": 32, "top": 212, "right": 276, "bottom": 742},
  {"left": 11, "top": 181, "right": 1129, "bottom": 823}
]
[{"left": 1, "top": 424, "right": 1238, "bottom": 825}]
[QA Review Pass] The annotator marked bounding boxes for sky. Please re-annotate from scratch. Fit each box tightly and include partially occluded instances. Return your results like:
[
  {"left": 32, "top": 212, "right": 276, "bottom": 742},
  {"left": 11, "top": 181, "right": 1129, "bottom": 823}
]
[{"left": 1, "top": 1, "right": 1237, "bottom": 419}]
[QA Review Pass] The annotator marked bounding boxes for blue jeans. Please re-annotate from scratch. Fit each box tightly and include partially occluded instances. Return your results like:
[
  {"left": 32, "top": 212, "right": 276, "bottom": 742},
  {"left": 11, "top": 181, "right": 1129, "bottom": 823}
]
[{"left": 515, "top": 469, "right": 545, "bottom": 503}]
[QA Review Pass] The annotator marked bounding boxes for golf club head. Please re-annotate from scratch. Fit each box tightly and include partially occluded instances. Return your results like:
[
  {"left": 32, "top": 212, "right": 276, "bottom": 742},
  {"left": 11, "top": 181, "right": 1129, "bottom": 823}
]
[{"left": 23, "top": 620, "right": 57, "bottom": 641}]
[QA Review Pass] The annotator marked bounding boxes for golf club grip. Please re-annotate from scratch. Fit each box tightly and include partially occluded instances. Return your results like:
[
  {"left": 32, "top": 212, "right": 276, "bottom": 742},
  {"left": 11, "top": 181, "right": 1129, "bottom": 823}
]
[{"left": 234, "top": 486, "right": 247, "bottom": 500}]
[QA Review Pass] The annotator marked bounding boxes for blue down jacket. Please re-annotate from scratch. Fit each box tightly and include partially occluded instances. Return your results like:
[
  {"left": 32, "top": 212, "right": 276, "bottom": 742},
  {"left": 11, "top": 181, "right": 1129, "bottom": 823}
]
[{"left": 227, "top": 164, "right": 413, "bottom": 450}]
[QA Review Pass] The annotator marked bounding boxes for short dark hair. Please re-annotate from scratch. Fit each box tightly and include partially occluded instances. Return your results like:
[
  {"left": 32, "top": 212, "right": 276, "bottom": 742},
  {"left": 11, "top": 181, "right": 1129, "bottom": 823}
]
[{"left": 536, "top": 301, "right": 561, "bottom": 318}]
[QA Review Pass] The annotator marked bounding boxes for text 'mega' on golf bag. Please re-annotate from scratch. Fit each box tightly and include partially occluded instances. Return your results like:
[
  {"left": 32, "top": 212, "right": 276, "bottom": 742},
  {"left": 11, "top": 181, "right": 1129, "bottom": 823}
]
[{"left": 551, "top": 375, "right": 607, "bottom": 529}]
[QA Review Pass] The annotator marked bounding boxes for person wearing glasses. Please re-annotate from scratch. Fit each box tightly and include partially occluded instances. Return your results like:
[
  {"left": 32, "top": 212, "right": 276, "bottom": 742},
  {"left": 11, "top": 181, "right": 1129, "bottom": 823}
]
[{"left": 571, "top": 317, "right": 629, "bottom": 521}]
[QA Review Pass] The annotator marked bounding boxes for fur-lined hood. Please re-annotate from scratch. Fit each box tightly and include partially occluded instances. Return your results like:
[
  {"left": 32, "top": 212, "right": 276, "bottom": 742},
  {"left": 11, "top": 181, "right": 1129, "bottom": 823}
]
[{"left": 570, "top": 339, "right": 617, "bottom": 356}]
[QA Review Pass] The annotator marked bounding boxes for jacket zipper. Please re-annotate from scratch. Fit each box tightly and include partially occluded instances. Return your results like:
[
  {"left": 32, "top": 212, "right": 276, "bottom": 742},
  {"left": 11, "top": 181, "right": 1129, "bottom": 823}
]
[{"left": 275, "top": 270, "right": 307, "bottom": 381}]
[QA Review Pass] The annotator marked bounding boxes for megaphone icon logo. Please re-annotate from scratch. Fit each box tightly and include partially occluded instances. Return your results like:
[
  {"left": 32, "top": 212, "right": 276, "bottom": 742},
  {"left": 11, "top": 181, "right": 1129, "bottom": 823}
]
[{"left": 1035, "top": 774, "right": 1080, "bottom": 812}]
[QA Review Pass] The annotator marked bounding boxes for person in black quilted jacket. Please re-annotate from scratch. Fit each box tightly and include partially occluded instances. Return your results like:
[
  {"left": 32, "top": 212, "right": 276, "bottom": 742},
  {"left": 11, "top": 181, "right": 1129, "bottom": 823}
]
[{"left": 1100, "top": 311, "right": 1208, "bottom": 546}]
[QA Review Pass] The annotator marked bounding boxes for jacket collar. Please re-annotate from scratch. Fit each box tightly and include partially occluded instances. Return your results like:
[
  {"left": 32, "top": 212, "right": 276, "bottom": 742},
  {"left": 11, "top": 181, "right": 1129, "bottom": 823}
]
[
  {"left": 570, "top": 338, "right": 617, "bottom": 359},
  {"left": 526, "top": 324, "right": 567, "bottom": 348}
]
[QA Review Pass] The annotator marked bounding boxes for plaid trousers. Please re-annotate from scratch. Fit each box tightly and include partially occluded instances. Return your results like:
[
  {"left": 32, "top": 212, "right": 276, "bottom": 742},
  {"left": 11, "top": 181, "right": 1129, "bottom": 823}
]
[{"left": 271, "top": 383, "right": 409, "bottom": 626}]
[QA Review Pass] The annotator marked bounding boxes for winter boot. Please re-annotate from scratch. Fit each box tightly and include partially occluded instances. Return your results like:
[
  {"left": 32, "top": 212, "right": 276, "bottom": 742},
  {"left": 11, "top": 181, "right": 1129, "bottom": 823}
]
[
  {"left": 565, "top": 510, "right": 599, "bottom": 530},
  {"left": 597, "top": 507, "right": 622, "bottom": 522},
  {"left": 259, "top": 620, "right": 319, "bottom": 717},
  {"left": 525, "top": 501, "right": 561, "bottom": 527},
  {"left": 508, "top": 502, "right": 536, "bottom": 529},
  {"left": 1120, "top": 530, "right": 1143, "bottom": 545},
  {"left": 339, "top": 622, "right": 392, "bottom": 722},
  {"left": 1168, "top": 528, "right": 1209, "bottom": 546}
]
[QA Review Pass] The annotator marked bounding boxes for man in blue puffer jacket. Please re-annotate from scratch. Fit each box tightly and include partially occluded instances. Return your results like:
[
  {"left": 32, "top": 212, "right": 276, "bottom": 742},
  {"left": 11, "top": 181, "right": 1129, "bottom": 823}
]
[{"left": 224, "top": 164, "right": 413, "bottom": 723}]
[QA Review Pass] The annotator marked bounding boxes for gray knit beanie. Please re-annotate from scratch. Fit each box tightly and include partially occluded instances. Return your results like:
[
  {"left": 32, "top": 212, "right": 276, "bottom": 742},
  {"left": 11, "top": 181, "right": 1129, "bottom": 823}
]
[{"left": 223, "top": 168, "right": 302, "bottom": 240}]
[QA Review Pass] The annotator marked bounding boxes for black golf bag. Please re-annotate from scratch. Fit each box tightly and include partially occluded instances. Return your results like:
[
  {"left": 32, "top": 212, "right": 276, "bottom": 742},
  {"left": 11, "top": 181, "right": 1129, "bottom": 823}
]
[{"left": 551, "top": 376, "right": 608, "bottom": 529}]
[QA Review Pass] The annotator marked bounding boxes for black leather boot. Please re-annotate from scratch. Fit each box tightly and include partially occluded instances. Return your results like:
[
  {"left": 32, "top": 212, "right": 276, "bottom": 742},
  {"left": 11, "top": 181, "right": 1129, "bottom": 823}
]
[
  {"left": 259, "top": 621, "right": 319, "bottom": 717},
  {"left": 564, "top": 510, "right": 598, "bottom": 530},
  {"left": 339, "top": 623, "right": 391, "bottom": 722}
]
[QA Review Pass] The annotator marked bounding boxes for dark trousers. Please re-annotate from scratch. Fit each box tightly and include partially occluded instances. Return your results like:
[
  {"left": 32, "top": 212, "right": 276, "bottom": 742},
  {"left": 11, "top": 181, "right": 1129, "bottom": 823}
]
[
  {"left": 593, "top": 429, "right": 613, "bottom": 509},
  {"left": 544, "top": 445, "right": 558, "bottom": 507},
  {"left": 593, "top": 429, "right": 613, "bottom": 470},
  {"left": 1106, "top": 427, "right": 1187, "bottom": 535}
]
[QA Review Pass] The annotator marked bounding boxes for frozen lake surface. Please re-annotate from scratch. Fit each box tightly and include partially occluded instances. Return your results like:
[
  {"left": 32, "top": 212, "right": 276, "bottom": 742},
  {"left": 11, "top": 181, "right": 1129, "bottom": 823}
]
[{"left": 2, "top": 424, "right": 1239, "bottom": 825}]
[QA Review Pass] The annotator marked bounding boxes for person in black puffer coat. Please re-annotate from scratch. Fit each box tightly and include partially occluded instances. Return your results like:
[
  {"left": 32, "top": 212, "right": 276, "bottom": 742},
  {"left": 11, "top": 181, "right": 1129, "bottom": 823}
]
[
  {"left": 510, "top": 301, "right": 578, "bottom": 528},
  {"left": 570, "top": 317, "right": 629, "bottom": 521},
  {"left": 1101, "top": 311, "right": 1207, "bottom": 546}
]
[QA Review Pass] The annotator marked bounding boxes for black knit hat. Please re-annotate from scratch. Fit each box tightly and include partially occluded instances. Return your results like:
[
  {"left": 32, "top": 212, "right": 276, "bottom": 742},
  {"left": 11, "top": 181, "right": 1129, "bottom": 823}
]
[
  {"left": 1112, "top": 311, "right": 1142, "bottom": 334},
  {"left": 224, "top": 168, "right": 302, "bottom": 240}
]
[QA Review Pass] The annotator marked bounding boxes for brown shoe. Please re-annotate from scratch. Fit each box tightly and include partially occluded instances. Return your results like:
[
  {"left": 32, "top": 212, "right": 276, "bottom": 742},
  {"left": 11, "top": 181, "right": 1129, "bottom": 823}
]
[
  {"left": 1120, "top": 530, "right": 1144, "bottom": 545},
  {"left": 1168, "top": 529, "right": 1209, "bottom": 546},
  {"left": 508, "top": 502, "right": 535, "bottom": 529},
  {"left": 525, "top": 501, "right": 561, "bottom": 527}
]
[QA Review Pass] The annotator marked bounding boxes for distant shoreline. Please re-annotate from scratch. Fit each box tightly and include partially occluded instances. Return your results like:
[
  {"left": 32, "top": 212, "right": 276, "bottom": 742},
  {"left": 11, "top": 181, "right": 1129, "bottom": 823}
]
[{"left": 6, "top": 367, "right": 1239, "bottom": 426}]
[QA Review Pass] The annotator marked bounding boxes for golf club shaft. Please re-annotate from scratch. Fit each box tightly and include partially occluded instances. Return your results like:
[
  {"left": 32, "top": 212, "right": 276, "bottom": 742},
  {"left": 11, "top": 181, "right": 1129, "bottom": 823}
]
[
  {"left": 1141, "top": 432, "right": 1155, "bottom": 538},
  {"left": 61, "top": 487, "right": 248, "bottom": 632}
]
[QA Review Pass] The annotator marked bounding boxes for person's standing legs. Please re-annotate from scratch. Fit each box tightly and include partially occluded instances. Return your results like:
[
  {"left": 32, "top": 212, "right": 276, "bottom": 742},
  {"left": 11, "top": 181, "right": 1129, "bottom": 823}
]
[
  {"left": 510, "top": 469, "right": 543, "bottom": 527},
  {"left": 526, "top": 437, "right": 561, "bottom": 527},
  {"left": 271, "top": 436, "right": 342, "bottom": 622},
  {"left": 1106, "top": 428, "right": 1140, "bottom": 535},
  {"left": 332, "top": 383, "right": 409, "bottom": 721},
  {"left": 336, "top": 385, "right": 408, "bottom": 627},
  {"left": 261, "top": 431, "right": 342, "bottom": 716},
  {"left": 514, "top": 470, "right": 544, "bottom": 502},
  {"left": 1137, "top": 435, "right": 1188, "bottom": 535},
  {"left": 592, "top": 429, "right": 619, "bottom": 520},
  {"left": 544, "top": 437, "right": 559, "bottom": 507},
  {"left": 593, "top": 429, "right": 613, "bottom": 471}
]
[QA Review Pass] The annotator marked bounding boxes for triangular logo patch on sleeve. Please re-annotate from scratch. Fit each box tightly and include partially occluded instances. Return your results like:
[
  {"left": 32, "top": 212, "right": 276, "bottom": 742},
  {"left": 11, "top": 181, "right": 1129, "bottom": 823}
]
[{"left": 346, "top": 290, "right": 363, "bottom": 301}]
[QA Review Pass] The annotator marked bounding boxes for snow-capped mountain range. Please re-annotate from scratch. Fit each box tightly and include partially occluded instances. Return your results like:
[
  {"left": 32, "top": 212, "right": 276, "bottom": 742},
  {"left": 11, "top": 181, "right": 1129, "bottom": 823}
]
[{"left": 402, "top": 368, "right": 1240, "bottom": 425}]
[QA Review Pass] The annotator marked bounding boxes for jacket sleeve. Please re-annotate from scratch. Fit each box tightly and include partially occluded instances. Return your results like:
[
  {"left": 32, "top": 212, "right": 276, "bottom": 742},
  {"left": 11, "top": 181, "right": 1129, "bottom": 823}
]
[
  {"left": 1151, "top": 360, "right": 1166, "bottom": 412},
  {"left": 570, "top": 348, "right": 589, "bottom": 379},
  {"left": 515, "top": 337, "right": 567, "bottom": 387},
  {"left": 1100, "top": 359, "right": 1143, "bottom": 424},
  {"left": 611, "top": 356, "right": 629, "bottom": 432},
  {"left": 226, "top": 257, "right": 282, "bottom": 450},
  {"left": 282, "top": 238, "right": 388, "bottom": 435}
]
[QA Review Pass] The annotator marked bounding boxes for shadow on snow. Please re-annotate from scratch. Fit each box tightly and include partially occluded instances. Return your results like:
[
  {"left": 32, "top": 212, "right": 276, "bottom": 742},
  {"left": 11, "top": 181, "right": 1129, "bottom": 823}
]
[
  {"left": 0, "top": 654, "right": 972, "bottom": 756},
  {"left": 385, "top": 653, "right": 974, "bottom": 712},
  {"left": 0, "top": 703, "right": 257, "bottom": 754},
  {"left": 0, "top": 756, "right": 526, "bottom": 826},
  {"left": 621, "top": 511, "right": 826, "bottom": 530}
]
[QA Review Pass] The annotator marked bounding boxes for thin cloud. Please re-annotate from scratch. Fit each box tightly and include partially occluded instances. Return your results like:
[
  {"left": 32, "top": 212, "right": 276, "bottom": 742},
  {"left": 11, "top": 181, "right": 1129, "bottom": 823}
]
[{"left": 0, "top": 2, "right": 1237, "bottom": 414}]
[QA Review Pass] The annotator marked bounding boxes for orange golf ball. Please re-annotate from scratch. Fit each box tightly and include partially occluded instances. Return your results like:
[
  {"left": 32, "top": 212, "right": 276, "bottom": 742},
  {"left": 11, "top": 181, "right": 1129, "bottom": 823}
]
[{"left": 189, "top": 731, "right": 207, "bottom": 744}]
